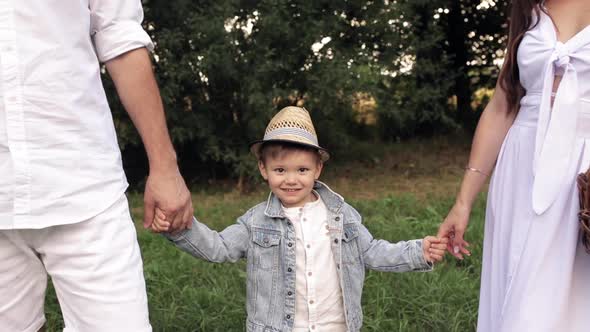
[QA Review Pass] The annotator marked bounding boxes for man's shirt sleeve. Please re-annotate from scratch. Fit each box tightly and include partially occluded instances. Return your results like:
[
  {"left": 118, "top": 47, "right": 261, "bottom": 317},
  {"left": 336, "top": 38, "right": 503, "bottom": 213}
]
[{"left": 89, "top": 0, "right": 154, "bottom": 62}]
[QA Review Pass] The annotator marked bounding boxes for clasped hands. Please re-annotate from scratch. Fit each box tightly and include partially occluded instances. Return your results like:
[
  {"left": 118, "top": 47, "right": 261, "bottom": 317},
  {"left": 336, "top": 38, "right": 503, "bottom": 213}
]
[
  {"left": 436, "top": 202, "right": 472, "bottom": 260},
  {"left": 143, "top": 166, "right": 193, "bottom": 233}
]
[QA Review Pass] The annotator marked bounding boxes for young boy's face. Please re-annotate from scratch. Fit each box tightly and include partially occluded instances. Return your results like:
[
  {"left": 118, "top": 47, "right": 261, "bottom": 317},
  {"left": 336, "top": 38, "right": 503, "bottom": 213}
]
[{"left": 258, "top": 149, "right": 323, "bottom": 208}]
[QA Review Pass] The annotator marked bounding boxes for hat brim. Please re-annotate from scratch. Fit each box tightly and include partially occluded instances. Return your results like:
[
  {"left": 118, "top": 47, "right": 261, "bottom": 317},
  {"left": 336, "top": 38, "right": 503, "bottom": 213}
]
[{"left": 249, "top": 139, "right": 330, "bottom": 162}]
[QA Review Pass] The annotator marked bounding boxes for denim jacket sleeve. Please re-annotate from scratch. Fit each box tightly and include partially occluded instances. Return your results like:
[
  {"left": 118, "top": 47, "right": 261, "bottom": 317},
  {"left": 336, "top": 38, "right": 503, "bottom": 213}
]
[
  {"left": 357, "top": 222, "right": 433, "bottom": 272},
  {"left": 163, "top": 210, "right": 251, "bottom": 263}
]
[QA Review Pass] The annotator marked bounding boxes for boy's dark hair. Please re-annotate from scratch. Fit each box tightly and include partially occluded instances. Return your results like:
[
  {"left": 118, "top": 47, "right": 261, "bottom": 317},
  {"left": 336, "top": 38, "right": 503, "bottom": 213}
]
[{"left": 259, "top": 141, "right": 322, "bottom": 164}]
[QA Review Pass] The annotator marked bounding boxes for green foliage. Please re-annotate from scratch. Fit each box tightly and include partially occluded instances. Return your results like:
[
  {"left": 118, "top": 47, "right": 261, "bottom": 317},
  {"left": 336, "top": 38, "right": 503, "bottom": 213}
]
[
  {"left": 374, "top": 1, "right": 457, "bottom": 139},
  {"left": 102, "top": 0, "right": 508, "bottom": 184},
  {"left": 139, "top": 1, "right": 368, "bottom": 182}
]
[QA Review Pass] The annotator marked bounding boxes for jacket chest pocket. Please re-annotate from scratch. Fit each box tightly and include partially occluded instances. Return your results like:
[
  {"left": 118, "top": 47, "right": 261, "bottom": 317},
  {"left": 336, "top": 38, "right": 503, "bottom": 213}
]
[
  {"left": 252, "top": 228, "right": 282, "bottom": 271},
  {"left": 341, "top": 224, "right": 362, "bottom": 265}
]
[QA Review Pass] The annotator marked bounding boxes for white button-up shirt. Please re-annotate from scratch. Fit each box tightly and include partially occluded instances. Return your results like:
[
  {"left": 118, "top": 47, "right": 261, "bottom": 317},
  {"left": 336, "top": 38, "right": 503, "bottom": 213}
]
[
  {"left": 0, "top": 1, "right": 153, "bottom": 229},
  {"left": 283, "top": 194, "right": 347, "bottom": 332}
]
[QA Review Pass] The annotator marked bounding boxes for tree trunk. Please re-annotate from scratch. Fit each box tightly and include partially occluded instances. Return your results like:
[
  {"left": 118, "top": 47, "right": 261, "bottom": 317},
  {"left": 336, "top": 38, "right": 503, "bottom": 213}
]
[{"left": 447, "top": 0, "right": 472, "bottom": 124}]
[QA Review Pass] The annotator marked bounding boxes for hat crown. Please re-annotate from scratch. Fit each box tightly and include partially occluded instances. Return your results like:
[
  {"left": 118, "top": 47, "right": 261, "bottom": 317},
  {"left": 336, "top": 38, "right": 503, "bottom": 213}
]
[
  {"left": 250, "top": 106, "right": 330, "bottom": 162},
  {"left": 265, "top": 106, "right": 317, "bottom": 139}
]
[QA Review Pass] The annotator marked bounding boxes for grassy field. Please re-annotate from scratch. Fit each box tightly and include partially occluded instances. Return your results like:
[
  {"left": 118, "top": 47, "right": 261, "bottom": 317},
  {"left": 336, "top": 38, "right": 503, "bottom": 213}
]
[{"left": 44, "top": 138, "right": 488, "bottom": 331}]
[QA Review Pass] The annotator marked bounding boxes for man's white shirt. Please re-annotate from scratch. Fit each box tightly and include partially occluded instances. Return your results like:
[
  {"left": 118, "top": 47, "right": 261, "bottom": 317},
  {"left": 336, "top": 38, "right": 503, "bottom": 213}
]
[{"left": 0, "top": 0, "right": 153, "bottom": 229}]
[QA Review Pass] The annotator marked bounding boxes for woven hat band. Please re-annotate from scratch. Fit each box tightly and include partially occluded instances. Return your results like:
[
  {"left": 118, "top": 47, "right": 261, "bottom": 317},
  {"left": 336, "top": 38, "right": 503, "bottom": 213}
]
[{"left": 263, "top": 127, "right": 319, "bottom": 146}]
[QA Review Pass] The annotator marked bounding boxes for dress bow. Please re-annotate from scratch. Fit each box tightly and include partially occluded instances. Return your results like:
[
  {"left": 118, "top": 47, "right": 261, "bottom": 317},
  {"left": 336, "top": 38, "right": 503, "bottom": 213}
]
[{"left": 532, "top": 41, "right": 580, "bottom": 214}]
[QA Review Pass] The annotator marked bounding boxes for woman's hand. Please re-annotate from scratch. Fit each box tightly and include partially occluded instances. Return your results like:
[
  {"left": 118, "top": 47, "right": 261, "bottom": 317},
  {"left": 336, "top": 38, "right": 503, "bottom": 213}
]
[{"left": 437, "top": 202, "right": 472, "bottom": 259}]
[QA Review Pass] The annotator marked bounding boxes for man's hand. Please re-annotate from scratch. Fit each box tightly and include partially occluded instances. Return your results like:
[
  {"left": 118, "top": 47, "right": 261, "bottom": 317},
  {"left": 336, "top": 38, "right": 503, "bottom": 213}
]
[
  {"left": 143, "top": 167, "right": 193, "bottom": 232},
  {"left": 423, "top": 236, "right": 448, "bottom": 263}
]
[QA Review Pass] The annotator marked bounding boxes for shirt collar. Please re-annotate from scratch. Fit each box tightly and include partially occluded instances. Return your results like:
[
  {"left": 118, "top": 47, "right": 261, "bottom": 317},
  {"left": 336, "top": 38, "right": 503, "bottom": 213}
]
[{"left": 281, "top": 190, "right": 322, "bottom": 214}]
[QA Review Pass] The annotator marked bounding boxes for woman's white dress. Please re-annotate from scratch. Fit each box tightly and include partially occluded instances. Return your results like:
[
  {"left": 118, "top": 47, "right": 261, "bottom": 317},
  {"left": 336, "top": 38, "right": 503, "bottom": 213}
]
[{"left": 478, "top": 9, "right": 590, "bottom": 332}]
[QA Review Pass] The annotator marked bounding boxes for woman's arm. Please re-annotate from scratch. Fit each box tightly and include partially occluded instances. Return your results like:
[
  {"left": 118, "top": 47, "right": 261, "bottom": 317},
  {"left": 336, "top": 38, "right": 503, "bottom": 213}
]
[{"left": 437, "top": 83, "right": 517, "bottom": 259}]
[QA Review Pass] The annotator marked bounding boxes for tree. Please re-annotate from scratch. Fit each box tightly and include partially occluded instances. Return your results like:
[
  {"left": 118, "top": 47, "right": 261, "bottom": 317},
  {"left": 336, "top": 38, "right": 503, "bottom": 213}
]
[
  {"left": 443, "top": 0, "right": 508, "bottom": 126},
  {"left": 100, "top": 0, "right": 510, "bottom": 186}
]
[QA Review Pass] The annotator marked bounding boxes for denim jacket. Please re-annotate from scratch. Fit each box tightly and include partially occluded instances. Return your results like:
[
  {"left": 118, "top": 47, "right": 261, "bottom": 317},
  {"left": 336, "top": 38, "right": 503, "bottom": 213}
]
[{"left": 165, "top": 181, "right": 432, "bottom": 332}]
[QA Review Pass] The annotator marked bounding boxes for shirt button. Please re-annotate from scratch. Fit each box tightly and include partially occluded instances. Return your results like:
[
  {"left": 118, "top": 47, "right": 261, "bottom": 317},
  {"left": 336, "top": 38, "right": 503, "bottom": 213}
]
[
  {"left": 337, "top": 264, "right": 340, "bottom": 269},
  {"left": 288, "top": 291, "right": 293, "bottom": 296},
  {"left": 325, "top": 225, "right": 329, "bottom": 230},
  {"left": 309, "top": 300, "right": 314, "bottom": 304},
  {"left": 308, "top": 272, "right": 312, "bottom": 276},
  {"left": 263, "top": 237, "right": 269, "bottom": 243},
  {"left": 335, "top": 217, "right": 340, "bottom": 221},
  {"left": 334, "top": 239, "right": 339, "bottom": 244},
  {"left": 303, "top": 218, "right": 307, "bottom": 222},
  {"left": 286, "top": 314, "right": 291, "bottom": 319},
  {"left": 306, "top": 244, "right": 311, "bottom": 249},
  {"left": 288, "top": 242, "right": 293, "bottom": 247},
  {"left": 311, "top": 325, "right": 316, "bottom": 330},
  {"left": 288, "top": 268, "right": 293, "bottom": 272}
]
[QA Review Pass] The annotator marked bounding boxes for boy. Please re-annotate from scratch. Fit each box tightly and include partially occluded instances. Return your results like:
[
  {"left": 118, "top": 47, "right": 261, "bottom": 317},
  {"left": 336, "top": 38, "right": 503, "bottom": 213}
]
[{"left": 154, "top": 106, "right": 447, "bottom": 332}]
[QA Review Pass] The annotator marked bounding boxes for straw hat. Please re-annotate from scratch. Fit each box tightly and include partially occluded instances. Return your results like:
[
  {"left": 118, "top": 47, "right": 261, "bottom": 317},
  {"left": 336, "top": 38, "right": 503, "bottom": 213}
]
[{"left": 250, "top": 106, "right": 330, "bottom": 162}]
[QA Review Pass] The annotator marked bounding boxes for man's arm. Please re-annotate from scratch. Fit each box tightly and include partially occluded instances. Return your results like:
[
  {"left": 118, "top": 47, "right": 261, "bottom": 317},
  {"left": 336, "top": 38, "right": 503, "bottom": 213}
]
[{"left": 105, "top": 47, "right": 193, "bottom": 231}]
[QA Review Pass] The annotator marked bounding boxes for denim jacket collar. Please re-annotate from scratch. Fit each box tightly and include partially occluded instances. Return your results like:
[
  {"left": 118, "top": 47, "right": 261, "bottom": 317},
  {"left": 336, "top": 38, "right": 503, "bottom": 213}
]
[{"left": 263, "top": 181, "right": 345, "bottom": 218}]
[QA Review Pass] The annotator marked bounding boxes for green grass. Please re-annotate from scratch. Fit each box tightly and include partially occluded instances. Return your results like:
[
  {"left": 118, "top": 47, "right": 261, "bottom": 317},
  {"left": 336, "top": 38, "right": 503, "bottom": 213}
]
[{"left": 43, "top": 138, "right": 487, "bottom": 331}]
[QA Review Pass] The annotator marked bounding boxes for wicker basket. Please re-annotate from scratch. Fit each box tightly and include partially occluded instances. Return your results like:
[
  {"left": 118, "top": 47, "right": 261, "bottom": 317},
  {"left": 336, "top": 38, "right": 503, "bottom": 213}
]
[{"left": 576, "top": 169, "right": 590, "bottom": 253}]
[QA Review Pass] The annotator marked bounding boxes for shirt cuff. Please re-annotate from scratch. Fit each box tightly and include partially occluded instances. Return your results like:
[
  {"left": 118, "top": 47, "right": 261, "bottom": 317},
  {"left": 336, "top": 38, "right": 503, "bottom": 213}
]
[
  {"left": 162, "top": 226, "right": 191, "bottom": 242},
  {"left": 409, "top": 239, "right": 434, "bottom": 272},
  {"left": 93, "top": 21, "right": 154, "bottom": 63}
]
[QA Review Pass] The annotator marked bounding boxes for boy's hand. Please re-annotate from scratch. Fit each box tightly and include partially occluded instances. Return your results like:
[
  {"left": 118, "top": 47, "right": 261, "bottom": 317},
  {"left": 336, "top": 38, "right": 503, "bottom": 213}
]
[
  {"left": 150, "top": 207, "right": 171, "bottom": 233},
  {"left": 423, "top": 236, "right": 449, "bottom": 263}
]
